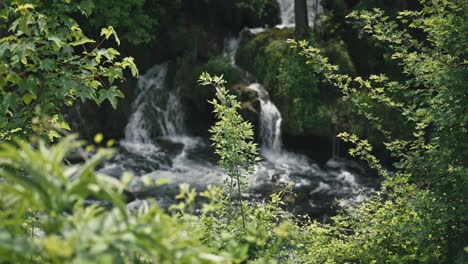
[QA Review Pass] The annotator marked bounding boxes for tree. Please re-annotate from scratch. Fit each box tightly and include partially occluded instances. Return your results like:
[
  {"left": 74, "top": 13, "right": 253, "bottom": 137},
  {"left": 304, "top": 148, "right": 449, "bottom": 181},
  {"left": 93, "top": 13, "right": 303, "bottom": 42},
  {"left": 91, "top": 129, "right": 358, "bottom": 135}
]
[
  {"left": 294, "top": 0, "right": 309, "bottom": 38},
  {"left": 0, "top": 1, "right": 138, "bottom": 140}
]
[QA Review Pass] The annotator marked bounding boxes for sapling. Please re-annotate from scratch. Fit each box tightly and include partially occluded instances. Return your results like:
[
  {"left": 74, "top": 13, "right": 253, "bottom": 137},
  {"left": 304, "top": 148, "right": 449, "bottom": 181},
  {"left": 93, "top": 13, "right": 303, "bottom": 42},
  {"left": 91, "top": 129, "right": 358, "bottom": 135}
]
[{"left": 198, "top": 72, "right": 260, "bottom": 227}]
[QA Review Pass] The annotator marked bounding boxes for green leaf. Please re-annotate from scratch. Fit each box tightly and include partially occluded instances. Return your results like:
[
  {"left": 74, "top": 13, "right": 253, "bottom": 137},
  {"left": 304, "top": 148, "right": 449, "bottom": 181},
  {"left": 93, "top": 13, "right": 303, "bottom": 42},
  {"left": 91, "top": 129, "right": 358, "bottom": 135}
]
[
  {"left": 14, "top": 4, "right": 35, "bottom": 13},
  {"left": 98, "top": 86, "right": 124, "bottom": 109},
  {"left": 100, "top": 26, "right": 120, "bottom": 45},
  {"left": 18, "top": 77, "right": 37, "bottom": 95},
  {"left": 103, "top": 67, "right": 123, "bottom": 84},
  {"left": 0, "top": 42, "right": 9, "bottom": 57},
  {"left": 94, "top": 133, "right": 104, "bottom": 144},
  {"left": 78, "top": 0, "right": 95, "bottom": 16},
  {"left": 1, "top": 93, "right": 19, "bottom": 114},
  {"left": 96, "top": 49, "right": 114, "bottom": 61},
  {"left": 0, "top": 7, "right": 10, "bottom": 20},
  {"left": 48, "top": 130, "right": 60, "bottom": 141},
  {"left": 122, "top": 57, "right": 138, "bottom": 76},
  {"left": 22, "top": 93, "right": 36, "bottom": 105},
  {"left": 59, "top": 121, "right": 71, "bottom": 131},
  {"left": 70, "top": 37, "right": 95, "bottom": 46},
  {"left": 48, "top": 35, "right": 64, "bottom": 51}
]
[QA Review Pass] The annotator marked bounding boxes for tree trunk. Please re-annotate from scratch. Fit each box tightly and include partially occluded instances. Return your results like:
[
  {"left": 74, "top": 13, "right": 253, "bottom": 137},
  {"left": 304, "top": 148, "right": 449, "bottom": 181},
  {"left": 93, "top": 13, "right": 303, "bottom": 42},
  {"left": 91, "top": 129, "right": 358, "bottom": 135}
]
[{"left": 295, "top": 0, "right": 309, "bottom": 38}]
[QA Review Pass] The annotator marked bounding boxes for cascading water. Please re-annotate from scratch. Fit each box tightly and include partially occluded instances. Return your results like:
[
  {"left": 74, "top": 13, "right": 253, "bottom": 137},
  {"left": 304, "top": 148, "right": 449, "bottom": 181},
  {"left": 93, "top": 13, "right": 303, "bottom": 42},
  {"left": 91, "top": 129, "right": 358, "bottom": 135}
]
[
  {"left": 123, "top": 63, "right": 184, "bottom": 142},
  {"left": 98, "top": 0, "right": 378, "bottom": 218},
  {"left": 120, "top": 64, "right": 167, "bottom": 156},
  {"left": 276, "top": 0, "right": 323, "bottom": 28},
  {"left": 100, "top": 64, "right": 224, "bottom": 197},
  {"left": 246, "top": 83, "right": 283, "bottom": 154},
  {"left": 216, "top": 0, "right": 377, "bottom": 217},
  {"left": 223, "top": 36, "right": 241, "bottom": 66}
]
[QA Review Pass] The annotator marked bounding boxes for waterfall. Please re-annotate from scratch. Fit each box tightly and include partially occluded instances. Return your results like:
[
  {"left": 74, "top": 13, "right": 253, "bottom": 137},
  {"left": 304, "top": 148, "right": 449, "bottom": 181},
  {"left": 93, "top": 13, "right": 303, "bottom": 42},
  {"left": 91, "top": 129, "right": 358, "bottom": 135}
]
[
  {"left": 121, "top": 63, "right": 186, "bottom": 155},
  {"left": 276, "top": 0, "right": 322, "bottom": 28},
  {"left": 246, "top": 83, "right": 283, "bottom": 154},
  {"left": 223, "top": 36, "right": 241, "bottom": 66},
  {"left": 103, "top": 1, "right": 377, "bottom": 217},
  {"left": 222, "top": 36, "right": 284, "bottom": 156}
]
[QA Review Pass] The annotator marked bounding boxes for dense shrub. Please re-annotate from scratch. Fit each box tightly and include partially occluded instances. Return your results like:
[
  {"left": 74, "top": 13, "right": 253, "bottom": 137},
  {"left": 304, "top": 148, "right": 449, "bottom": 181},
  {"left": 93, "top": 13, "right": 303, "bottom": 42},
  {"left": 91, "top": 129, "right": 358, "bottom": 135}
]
[
  {"left": 0, "top": 1, "right": 137, "bottom": 140},
  {"left": 289, "top": 0, "right": 468, "bottom": 261}
]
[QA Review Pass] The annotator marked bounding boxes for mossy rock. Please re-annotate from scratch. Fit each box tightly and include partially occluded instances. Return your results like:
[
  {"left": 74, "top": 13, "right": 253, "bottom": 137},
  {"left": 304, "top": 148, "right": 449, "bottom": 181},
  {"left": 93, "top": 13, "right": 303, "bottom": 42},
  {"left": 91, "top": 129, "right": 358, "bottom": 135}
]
[
  {"left": 236, "top": 28, "right": 340, "bottom": 138},
  {"left": 236, "top": 28, "right": 294, "bottom": 79},
  {"left": 174, "top": 56, "right": 262, "bottom": 136},
  {"left": 239, "top": 100, "right": 260, "bottom": 124},
  {"left": 232, "top": 84, "right": 258, "bottom": 101}
]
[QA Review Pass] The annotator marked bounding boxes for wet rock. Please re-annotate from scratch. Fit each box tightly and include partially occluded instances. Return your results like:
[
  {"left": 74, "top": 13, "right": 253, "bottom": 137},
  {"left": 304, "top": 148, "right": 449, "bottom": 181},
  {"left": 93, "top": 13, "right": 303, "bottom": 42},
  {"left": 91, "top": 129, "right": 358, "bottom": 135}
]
[{"left": 127, "top": 199, "right": 150, "bottom": 213}]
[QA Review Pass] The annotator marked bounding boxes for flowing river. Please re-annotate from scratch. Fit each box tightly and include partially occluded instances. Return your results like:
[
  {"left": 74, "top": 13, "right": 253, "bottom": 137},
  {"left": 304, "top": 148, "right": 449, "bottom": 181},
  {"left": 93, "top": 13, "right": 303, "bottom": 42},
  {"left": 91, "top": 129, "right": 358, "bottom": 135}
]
[{"left": 98, "top": 0, "right": 378, "bottom": 220}]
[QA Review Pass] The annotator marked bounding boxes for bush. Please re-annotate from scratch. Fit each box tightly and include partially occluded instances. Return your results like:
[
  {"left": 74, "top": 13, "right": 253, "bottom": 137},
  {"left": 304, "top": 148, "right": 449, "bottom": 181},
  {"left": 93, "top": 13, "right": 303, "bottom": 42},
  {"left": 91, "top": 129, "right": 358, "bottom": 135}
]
[{"left": 289, "top": 0, "right": 468, "bottom": 261}]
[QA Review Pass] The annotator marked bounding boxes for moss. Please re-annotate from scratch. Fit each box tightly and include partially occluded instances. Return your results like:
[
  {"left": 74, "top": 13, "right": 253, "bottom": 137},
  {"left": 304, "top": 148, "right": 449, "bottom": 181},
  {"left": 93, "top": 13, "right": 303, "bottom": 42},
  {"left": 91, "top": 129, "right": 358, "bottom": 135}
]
[
  {"left": 232, "top": 84, "right": 258, "bottom": 102},
  {"left": 236, "top": 28, "right": 294, "bottom": 78},
  {"left": 236, "top": 28, "right": 342, "bottom": 137}
]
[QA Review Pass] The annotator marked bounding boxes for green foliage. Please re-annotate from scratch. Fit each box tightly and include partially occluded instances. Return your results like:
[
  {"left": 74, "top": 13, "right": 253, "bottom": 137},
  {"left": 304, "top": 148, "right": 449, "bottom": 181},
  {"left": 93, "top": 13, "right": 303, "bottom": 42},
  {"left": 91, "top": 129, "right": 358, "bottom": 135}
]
[
  {"left": 0, "top": 1, "right": 466, "bottom": 263},
  {"left": 0, "top": 73, "right": 297, "bottom": 263},
  {"left": 199, "top": 72, "right": 260, "bottom": 226},
  {"left": 237, "top": 28, "right": 293, "bottom": 80},
  {"left": 289, "top": 0, "right": 468, "bottom": 261},
  {"left": 325, "top": 39, "right": 355, "bottom": 75},
  {"left": 0, "top": 136, "right": 226, "bottom": 263},
  {"left": 0, "top": 134, "right": 302, "bottom": 263},
  {"left": 197, "top": 57, "right": 243, "bottom": 86},
  {"left": 237, "top": 29, "right": 339, "bottom": 136},
  {"left": 0, "top": 1, "right": 138, "bottom": 140},
  {"left": 289, "top": 176, "right": 453, "bottom": 263},
  {"left": 85, "top": 0, "right": 181, "bottom": 46}
]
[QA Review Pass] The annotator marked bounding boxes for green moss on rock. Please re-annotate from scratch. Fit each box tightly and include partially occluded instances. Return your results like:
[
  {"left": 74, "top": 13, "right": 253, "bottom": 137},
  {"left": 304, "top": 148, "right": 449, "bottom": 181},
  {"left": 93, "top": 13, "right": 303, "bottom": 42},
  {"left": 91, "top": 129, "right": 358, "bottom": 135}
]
[{"left": 237, "top": 29, "right": 341, "bottom": 137}]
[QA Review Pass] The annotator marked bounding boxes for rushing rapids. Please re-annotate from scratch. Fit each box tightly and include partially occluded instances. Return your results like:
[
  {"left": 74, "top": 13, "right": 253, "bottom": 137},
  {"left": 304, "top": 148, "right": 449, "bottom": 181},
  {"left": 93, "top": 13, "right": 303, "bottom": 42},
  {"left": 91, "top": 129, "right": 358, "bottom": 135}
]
[{"left": 99, "top": 0, "right": 378, "bottom": 218}]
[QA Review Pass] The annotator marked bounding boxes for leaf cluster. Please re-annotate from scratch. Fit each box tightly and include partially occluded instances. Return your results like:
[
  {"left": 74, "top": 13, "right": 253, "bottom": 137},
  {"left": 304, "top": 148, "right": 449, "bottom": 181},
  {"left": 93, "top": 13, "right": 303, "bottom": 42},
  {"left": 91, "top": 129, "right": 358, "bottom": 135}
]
[{"left": 0, "top": 1, "right": 138, "bottom": 140}]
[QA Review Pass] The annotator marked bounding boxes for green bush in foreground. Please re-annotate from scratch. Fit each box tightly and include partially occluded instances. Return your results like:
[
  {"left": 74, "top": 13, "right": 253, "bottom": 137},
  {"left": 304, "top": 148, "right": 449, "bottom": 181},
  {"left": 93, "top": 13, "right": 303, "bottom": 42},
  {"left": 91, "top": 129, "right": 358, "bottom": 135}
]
[
  {"left": 0, "top": 75, "right": 296, "bottom": 263},
  {"left": 0, "top": 136, "right": 218, "bottom": 263},
  {"left": 1, "top": 73, "right": 463, "bottom": 263}
]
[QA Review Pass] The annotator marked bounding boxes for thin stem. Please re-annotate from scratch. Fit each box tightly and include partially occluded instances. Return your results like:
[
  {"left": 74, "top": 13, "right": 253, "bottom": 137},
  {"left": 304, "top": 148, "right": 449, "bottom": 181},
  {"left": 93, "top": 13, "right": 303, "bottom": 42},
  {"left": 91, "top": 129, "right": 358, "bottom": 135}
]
[
  {"left": 235, "top": 165, "right": 246, "bottom": 228},
  {"left": 80, "top": 37, "right": 106, "bottom": 62}
]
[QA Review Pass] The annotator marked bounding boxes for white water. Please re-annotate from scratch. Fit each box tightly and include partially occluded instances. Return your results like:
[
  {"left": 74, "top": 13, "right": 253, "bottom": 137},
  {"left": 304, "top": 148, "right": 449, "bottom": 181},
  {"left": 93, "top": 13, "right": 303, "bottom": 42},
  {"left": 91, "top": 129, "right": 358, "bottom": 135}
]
[
  {"left": 98, "top": 1, "right": 376, "bottom": 216},
  {"left": 247, "top": 83, "right": 283, "bottom": 154},
  {"left": 276, "top": 0, "right": 323, "bottom": 28},
  {"left": 216, "top": 1, "right": 375, "bottom": 215},
  {"left": 244, "top": 0, "right": 323, "bottom": 35},
  {"left": 97, "top": 61, "right": 377, "bottom": 216},
  {"left": 107, "top": 63, "right": 224, "bottom": 192},
  {"left": 120, "top": 64, "right": 168, "bottom": 156},
  {"left": 223, "top": 36, "right": 241, "bottom": 65}
]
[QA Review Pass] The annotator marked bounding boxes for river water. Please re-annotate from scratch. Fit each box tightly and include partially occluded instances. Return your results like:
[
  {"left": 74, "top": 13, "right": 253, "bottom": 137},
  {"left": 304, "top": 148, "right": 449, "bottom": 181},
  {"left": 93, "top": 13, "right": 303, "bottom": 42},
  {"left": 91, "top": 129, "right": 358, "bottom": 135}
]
[{"left": 98, "top": 0, "right": 378, "bottom": 219}]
